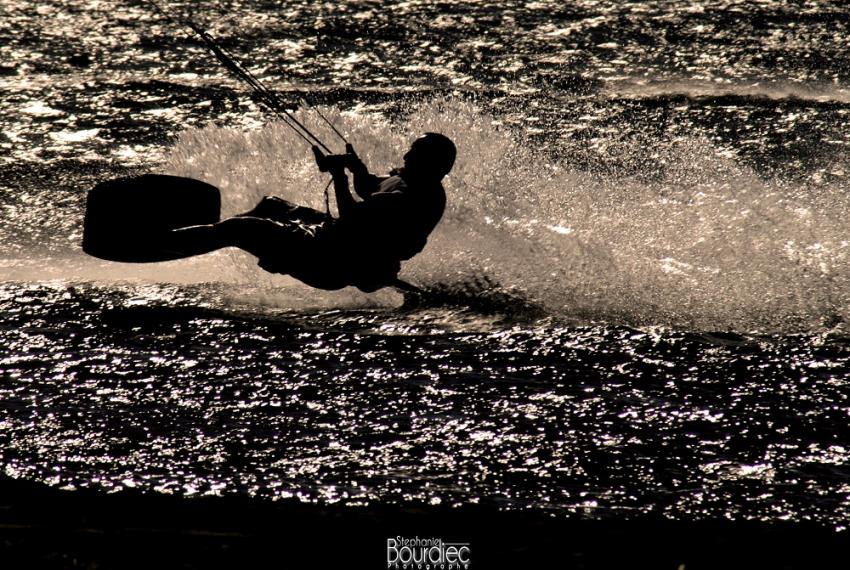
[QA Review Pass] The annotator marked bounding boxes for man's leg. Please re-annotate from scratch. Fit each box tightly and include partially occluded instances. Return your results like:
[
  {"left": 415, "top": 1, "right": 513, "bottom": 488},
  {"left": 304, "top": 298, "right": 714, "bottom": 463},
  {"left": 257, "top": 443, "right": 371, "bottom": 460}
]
[
  {"left": 166, "top": 216, "right": 303, "bottom": 259},
  {"left": 237, "top": 196, "right": 328, "bottom": 225},
  {"left": 165, "top": 216, "right": 349, "bottom": 290}
]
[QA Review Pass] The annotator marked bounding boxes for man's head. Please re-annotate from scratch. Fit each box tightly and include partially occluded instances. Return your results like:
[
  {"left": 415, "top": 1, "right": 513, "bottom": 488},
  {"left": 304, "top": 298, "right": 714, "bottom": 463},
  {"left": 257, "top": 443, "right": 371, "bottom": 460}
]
[{"left": 402, "top": 133, "right": 456, "bottom": 181}]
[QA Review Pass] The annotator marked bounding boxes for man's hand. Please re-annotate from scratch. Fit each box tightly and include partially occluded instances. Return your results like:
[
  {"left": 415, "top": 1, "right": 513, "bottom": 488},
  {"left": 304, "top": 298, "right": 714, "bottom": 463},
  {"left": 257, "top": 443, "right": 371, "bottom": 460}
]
[
  {"left": 344, "top": 143, "right": 368, "bottom": 176},
  {"left": 314, "top": 145, "right": 366, "bottom": 176},
  {"left": 312, "top": 146, "right": 347, "bottom": 175}
]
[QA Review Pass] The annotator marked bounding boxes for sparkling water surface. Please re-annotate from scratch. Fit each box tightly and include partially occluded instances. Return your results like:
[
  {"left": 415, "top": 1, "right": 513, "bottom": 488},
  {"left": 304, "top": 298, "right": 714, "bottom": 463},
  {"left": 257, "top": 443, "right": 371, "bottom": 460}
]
[{"left": 2, "top": 0, "right": 850, "bottom": 528}]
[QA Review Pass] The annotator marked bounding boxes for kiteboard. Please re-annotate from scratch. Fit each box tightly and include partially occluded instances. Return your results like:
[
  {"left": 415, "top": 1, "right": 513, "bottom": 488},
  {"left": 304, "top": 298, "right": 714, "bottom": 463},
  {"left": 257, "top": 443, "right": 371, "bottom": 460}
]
[{"left": 82, "top": 174, "right": 220, "bottom": 262}]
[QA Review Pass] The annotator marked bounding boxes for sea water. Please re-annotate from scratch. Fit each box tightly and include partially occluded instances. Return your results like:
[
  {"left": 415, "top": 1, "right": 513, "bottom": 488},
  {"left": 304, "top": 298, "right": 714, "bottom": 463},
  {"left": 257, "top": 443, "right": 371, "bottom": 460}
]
[{"left": 2, "top": 0, "right": 850, "bottom": 527}]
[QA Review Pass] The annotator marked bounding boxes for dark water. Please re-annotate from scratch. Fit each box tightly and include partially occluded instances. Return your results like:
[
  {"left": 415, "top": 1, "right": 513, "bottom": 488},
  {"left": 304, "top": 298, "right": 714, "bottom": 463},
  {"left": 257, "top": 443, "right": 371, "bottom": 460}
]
[{"left": 2, "top": 0, "right": 850, "bottom": 529}]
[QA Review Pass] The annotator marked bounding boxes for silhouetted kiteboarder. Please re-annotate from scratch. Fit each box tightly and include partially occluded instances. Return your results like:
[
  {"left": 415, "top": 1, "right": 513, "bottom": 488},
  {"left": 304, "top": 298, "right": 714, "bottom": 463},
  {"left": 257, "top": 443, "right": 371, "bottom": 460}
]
[
  {"left": 165, "top": 133, "right": 455, "bottom": 292},
  {"left": 83, "top": 1, "right": 455, "bottom": 294}
]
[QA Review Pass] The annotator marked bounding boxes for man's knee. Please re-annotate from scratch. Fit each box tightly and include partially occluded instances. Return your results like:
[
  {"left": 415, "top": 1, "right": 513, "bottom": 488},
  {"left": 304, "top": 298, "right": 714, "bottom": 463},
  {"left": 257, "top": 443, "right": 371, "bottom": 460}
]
[
  {"left": 249, "top": 196, "right": 328, "bottom": 226},
  {"left": 259, "top": 195, "right": 293, "bottom": 208},
  {"left": 216, "top": 217, "right": 280, "bottom": 256},
  {"left": 245, "top": 195, "right": 306, "bottom": 223}
]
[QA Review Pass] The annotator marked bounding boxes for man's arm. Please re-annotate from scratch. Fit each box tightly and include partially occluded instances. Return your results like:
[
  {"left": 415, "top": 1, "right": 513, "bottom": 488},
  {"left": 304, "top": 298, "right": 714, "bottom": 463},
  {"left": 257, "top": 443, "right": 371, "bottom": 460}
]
[
  {"left": 313, "top": 144, "right": 384, "bottom": 198},
  {"left": 314, "top": 146, "right": 358, "bottom": 218},
  {"left": 345, "top": 145, "right": 383, "bottom": 199},
  {"left": 332, "top": 168, "right": 357, "bottom": 219},
  {"left": 351, "top": 169, "right": 383, "bottom": 200}
]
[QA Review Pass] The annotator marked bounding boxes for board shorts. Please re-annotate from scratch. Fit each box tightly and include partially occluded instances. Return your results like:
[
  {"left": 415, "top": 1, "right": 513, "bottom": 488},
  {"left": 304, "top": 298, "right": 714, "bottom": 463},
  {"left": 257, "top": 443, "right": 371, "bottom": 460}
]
[{"left": 250, "top": 196, "right": 401, "bottom": 292}]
